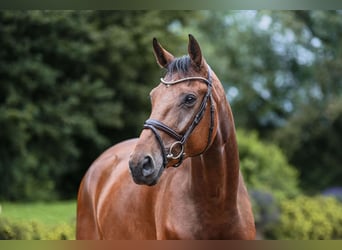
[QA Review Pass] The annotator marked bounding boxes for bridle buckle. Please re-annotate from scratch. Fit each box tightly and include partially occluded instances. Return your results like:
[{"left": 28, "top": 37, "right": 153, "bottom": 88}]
[{"left": 166, "top": 141, "right": 184, "bottom": 160}]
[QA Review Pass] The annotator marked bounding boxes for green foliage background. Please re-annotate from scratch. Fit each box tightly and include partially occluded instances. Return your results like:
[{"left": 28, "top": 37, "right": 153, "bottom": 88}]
[
  {"left": 264, "top": 195, "right": 342, "bottom": 240},
  {"left": 0, "top": 217, "right": 75, "bottom": 240},
  {"left": 237, "top": 130, "right": 299, "bottom": 200},
  {"left": 0, "top": 11, "right": 193, "bottom": 200},
  {"left": 198, "top": 11, "right": 342, "bottom": 192},
  {"left": 0, "top": 10, "right": 341, "bottom": 240}
]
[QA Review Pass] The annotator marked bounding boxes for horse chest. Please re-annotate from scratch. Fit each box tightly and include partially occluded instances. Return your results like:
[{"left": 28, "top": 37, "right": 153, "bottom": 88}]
[
  {"left": 161, "top": 208, "right": 236, "bottom": 239},
  {"left": 156, "top": 192, "right": 234, "bottom": 239}
]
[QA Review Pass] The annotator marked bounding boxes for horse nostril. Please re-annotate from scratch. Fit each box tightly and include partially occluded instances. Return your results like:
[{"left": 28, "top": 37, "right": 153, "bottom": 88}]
[{"left": 142, "top": 156, "right": 154, "bottom": 177}]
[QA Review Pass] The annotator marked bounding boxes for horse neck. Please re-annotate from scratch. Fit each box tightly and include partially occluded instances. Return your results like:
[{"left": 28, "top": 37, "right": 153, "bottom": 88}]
[{"left": 189, "top": 79, "right": 240, "bottom": 211}]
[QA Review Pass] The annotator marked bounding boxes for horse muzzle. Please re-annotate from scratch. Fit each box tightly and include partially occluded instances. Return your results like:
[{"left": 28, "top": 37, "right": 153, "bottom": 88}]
[{"left": 129, "top": 154, "right": 163, "bottom": 186}]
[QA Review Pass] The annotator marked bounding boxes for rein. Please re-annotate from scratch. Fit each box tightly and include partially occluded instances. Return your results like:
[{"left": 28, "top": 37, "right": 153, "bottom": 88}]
[{"left": 143, "top": 67, "right": 215, "bottom": 168}]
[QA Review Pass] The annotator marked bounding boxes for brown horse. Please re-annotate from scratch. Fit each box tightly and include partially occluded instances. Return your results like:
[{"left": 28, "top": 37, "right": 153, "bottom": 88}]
[{"left": 76, "top": 34, "right": 255, "bottom": 239}]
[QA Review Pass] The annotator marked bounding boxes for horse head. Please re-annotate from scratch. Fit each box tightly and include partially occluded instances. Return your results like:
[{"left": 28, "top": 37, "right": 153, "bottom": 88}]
[{"left": 129, "top": 34, "right": 218, "bottom": 186}]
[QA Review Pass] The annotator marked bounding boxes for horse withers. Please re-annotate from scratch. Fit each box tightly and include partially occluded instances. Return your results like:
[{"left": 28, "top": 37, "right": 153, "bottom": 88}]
[{"left": 76, "top": 34, "right": 256, "bottom": 239}]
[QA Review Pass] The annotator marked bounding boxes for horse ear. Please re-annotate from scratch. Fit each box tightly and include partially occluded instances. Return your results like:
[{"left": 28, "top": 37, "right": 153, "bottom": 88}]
[
  {"left": 188, "top": 34, "right": 203, "bottom": 70},
  {"left": 153, "top": 38, "right": 174, "bottom": 69}
]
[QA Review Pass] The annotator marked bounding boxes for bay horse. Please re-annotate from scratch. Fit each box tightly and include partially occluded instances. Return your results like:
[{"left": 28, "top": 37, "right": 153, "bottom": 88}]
[{"left": 76, "top": 34, "right": 255, "bottom": 239}]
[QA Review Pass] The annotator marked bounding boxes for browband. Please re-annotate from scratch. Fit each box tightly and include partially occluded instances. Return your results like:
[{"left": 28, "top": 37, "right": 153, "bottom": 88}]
[{"left": 160, "top": 76, "right": 211, "bottom": 86}]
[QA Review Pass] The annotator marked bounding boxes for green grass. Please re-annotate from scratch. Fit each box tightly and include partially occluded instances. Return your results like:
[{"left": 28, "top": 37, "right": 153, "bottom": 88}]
[{"left": 0, "top": 201, "right": 76, "bottom": 226}]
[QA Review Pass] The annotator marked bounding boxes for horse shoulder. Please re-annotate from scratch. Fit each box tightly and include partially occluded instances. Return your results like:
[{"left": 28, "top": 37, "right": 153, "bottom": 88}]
[
  {"left": 77, "top": 139, "right": 138, "bottom": 239},
  {"left": 81, "top": 138, "right": 138, "bottom": 199}
]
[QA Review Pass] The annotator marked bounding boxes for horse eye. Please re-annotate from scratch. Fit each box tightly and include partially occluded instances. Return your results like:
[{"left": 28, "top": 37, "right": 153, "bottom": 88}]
[{"left": 183, "top": 94, "right": 197, "bottom": 106}]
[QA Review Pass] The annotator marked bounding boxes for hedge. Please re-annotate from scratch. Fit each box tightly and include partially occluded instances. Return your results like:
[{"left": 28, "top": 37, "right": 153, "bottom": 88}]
[
  {"left": 237, "top": 129, "right": 300, "bottom": 200},
  {"left": 265, "top": 195, "right": 342, "bottom": 240},
  {"left": 0, "top": 217, "right": 75, "bottom": 240}
]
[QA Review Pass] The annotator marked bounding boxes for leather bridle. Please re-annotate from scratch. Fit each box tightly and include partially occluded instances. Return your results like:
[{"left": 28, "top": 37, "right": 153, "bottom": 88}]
[{"left": 143, "top": 66, "right": 215, "bottom": 168}]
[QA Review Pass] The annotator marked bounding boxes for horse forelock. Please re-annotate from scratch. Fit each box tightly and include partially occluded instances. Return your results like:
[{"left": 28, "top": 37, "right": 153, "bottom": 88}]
[{"left": 166, "top": 55, "right": 191, "bottom": 76}]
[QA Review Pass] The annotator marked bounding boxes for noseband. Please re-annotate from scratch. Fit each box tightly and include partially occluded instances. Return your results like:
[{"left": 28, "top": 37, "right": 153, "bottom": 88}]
[{"left": 143, "top": 67, "right": 215, "bottom": 168}]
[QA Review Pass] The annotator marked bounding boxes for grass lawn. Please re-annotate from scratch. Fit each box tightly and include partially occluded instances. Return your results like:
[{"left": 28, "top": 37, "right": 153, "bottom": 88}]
[{"left": 0, "top": 201, "right": 76, "bottom": 226}]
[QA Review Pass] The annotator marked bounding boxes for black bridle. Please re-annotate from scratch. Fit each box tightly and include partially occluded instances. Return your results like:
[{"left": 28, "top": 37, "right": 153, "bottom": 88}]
[{"left": 143, "top": 67, "right": 215, "bottom": 168}]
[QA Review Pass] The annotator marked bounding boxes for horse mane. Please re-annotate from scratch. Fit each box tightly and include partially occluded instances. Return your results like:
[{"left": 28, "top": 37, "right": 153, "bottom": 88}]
[{"left": 166, "top": 55, "right": 191, "bottom": 76}]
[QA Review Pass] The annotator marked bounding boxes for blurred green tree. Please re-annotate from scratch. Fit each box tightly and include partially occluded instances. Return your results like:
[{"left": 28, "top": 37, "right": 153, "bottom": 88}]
[
  {"left": 237, "top": 129, "right": 299, "bottom": 200},
  {"left": 192, "top": 10, "right": 342, "bottom": 192},
  {"left": 272, "top": 11, "right": 342, "bottom": 191},
  {"left": 274, "top": 98, "right": 342, "bottom": 191},
  {"left": 0, "top": 11, "right": 121, "bottom": 200},
  {"left": 0, "top": 10, "right": 196, "bottom": 200}
]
